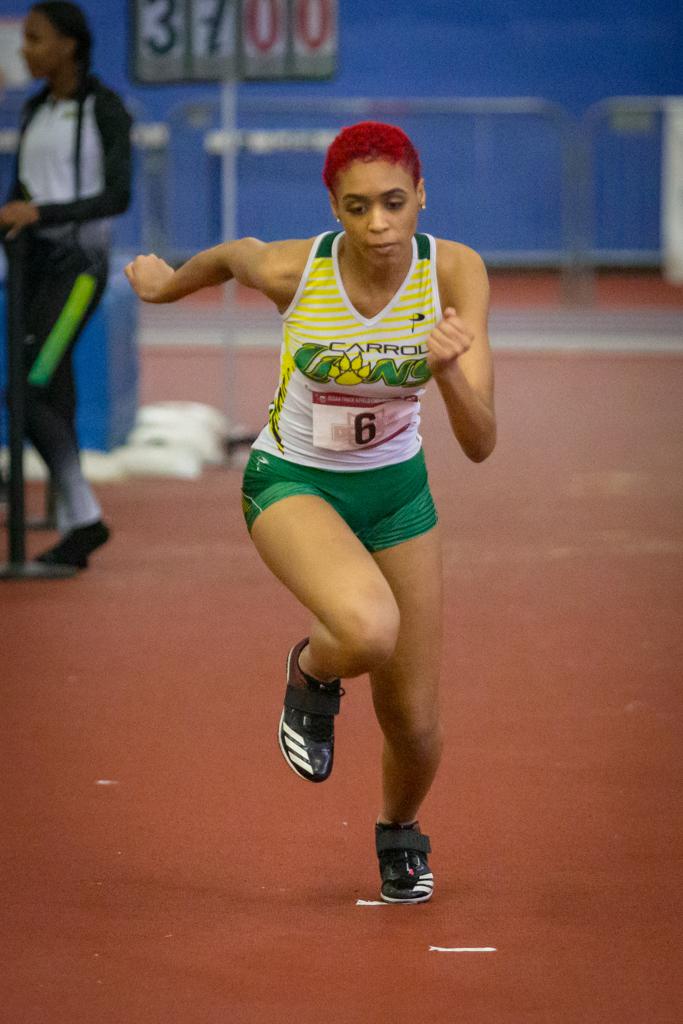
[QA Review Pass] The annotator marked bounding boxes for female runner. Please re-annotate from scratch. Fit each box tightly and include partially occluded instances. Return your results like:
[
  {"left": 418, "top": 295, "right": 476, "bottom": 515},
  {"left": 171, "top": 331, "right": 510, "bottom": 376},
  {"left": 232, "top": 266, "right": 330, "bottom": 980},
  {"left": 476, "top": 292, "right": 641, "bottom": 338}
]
[{"left": 124, "top": 121, "right": 496, "bottom": 903}]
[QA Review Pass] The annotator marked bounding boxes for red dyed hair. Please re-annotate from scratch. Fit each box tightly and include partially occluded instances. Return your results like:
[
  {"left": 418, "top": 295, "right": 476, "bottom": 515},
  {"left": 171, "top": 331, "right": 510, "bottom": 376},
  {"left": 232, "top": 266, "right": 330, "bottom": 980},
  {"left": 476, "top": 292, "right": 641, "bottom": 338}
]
[{"left": 322, "top": 121, "right": 422, "bottom": 192}]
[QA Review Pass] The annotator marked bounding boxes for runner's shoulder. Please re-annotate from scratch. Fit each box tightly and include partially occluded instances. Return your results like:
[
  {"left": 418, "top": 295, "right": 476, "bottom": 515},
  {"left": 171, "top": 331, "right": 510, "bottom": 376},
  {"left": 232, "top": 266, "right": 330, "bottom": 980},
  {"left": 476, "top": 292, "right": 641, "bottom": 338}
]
[
  {"left": 237, "top": 236, "right": 316, "bottom": 307},
  {"left": 434, "top": 239, "right": 490, "bottom": 311},
  {"left": 252, "top": 237, "right": 316, "bottom": 288},
  {"left": 434, "top": 238, "right": 487, "bottom": 277}
]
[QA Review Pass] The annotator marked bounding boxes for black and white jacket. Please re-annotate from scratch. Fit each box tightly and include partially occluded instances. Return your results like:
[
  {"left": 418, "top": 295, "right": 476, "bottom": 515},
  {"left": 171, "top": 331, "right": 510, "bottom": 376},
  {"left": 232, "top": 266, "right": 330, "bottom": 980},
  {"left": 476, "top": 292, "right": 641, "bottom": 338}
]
[{"left": 9, "top": 74, "right": 132, "bottom": 250}]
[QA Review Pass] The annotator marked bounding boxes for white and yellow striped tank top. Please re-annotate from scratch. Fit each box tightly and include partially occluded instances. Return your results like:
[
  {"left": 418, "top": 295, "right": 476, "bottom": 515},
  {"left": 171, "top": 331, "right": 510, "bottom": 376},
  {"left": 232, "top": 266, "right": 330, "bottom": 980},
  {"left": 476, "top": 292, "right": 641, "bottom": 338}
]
[{"left": 252, "top": 230, "right": 442, "bottom": 470}]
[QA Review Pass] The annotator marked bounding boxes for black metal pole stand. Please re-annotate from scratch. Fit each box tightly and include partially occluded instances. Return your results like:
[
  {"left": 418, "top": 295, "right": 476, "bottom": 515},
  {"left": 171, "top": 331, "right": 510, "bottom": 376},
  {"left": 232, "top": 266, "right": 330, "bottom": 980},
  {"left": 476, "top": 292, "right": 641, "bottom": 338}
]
[{"left": 0, "top": 233, "right": 76, "bottom": 579}]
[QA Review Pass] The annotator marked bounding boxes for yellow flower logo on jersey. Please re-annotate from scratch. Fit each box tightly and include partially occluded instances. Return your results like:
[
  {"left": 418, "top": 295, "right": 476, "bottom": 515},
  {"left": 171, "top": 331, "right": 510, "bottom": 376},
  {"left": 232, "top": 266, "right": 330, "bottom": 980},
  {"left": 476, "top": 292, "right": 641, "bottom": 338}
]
[
  {"left": 294, "top": 341, "right": 430, "bottom": 387},
  {"left": 327, "top": 346, "right": 371, "bottom": 385}
]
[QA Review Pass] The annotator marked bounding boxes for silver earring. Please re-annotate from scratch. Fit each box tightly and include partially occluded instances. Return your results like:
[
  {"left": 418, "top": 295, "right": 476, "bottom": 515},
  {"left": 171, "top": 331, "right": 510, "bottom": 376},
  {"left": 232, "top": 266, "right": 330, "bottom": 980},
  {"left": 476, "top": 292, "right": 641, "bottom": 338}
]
[
  {"left": 420, "top": 203, "right": 426, "bottom": 211},
  {"left": 335, "top": 217, "right": 341, "bottom": 222}
]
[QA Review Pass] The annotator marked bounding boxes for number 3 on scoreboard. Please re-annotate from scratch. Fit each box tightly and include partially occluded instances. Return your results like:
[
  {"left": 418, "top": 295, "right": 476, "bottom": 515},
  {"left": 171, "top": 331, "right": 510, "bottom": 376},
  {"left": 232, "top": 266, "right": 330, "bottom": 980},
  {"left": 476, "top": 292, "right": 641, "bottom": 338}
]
[{"left": 141, "top": 0, "right": 182, "bottom": 57}]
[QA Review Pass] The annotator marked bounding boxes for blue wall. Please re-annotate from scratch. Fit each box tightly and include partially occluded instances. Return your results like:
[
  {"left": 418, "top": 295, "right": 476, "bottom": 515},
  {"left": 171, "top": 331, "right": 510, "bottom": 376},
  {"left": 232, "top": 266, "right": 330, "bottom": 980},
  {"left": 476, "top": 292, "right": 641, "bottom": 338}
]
[
  {"left": 1, "top": 1, "right": 681, "bottom": 119},
  {"left": 1, "top": 1, "right": 682, "bottom": 260}
]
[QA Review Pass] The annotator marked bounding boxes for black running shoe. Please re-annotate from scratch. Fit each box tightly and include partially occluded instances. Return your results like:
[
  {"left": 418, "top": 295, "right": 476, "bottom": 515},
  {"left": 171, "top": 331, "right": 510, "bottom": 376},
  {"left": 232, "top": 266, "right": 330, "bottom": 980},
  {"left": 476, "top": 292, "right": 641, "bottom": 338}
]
[
  {"left": 376, "top": 822, "right": 434, "bottom": 904},
  {"left": 36, "top": 520, "right": 110, "bottom": 569},
  {"left": 278, "top": 638, "right": 343, "bottom": 783}
]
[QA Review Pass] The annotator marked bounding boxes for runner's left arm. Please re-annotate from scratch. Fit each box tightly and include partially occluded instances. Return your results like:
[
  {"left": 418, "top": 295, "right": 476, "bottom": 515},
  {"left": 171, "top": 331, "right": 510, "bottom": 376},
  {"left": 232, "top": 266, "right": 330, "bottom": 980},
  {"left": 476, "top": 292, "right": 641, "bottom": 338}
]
[{"left": 430, "top": 241, "right": 496, "bottom": 462}]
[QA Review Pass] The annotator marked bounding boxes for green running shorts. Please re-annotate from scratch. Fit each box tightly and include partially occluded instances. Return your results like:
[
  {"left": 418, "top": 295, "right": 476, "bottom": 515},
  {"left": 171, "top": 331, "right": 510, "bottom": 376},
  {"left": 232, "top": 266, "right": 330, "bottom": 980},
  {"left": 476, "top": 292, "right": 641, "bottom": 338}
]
[{"left": 241, "top": 448, "right": 438, "bottom": 553}]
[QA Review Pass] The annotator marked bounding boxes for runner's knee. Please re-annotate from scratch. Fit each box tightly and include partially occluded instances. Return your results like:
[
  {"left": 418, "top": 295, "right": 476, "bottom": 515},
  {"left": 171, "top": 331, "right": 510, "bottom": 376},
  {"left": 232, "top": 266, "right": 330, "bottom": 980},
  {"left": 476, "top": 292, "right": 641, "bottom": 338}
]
[{"left": 332, "top": 588, "right": 400, "bottom": 670}]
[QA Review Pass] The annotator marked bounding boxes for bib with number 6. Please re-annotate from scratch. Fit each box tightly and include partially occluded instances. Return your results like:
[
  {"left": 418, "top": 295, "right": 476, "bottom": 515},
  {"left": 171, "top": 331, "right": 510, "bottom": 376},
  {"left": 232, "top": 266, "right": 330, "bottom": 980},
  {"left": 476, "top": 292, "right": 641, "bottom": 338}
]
[{"left": 312, "top": 392, "right": 419, "bottom": 451}]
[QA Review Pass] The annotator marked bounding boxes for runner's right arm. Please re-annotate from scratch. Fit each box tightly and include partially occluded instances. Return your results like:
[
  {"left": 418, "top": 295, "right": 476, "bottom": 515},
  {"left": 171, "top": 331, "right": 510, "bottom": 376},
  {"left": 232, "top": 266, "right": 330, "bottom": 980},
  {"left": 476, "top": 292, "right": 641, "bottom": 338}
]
[{"left": 124, "top": 237, "right": 313, "bottom": 310}]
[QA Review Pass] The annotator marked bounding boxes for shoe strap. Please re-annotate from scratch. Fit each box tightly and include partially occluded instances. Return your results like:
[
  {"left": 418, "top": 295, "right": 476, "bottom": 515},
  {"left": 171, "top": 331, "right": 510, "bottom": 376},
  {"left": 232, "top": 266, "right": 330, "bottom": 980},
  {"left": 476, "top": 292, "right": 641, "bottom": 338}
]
[
  {"left": 376, "top": 829, "right": 431, "bottom": 856},
  {"left": 284, "top": 683, "right": 341, "bottom": 716}
]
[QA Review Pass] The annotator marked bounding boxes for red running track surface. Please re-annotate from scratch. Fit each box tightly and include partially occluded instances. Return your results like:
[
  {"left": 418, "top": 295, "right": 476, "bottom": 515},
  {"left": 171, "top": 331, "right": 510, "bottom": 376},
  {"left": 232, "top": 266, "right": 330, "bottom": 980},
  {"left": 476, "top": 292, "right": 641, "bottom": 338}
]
[{"left": 2, "top": 351, "right": 682, "bottom": 1023}]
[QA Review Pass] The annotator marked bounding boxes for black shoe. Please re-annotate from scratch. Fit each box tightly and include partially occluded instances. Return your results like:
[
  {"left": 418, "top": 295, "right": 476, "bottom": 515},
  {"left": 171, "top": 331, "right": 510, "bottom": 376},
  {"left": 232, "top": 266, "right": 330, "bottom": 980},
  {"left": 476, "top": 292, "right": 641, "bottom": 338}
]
[
  {"left": 376, "top": 822, "right": 434, "bottom": 904},
  {"left": 278, "top": 638, "right": 344, "bottom": 783},
  {"left": 36, "top": 520, "right": 110, "bottom": 569}
]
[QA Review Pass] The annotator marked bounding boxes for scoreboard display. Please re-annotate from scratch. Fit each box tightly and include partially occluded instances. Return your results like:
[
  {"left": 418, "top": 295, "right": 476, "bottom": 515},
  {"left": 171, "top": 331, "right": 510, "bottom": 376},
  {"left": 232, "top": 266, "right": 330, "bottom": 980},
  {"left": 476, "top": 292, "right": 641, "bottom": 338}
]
[{"left": 132, "top": 0, "right": 337, "bottom": 82}]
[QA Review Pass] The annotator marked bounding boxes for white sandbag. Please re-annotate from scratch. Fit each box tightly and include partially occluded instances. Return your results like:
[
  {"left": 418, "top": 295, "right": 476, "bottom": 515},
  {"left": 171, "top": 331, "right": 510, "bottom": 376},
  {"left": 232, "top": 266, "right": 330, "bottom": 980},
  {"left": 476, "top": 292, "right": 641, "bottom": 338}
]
[
  {"left": 136, "top": 401, "right": 230, "bottom": 437},
  {"left": 80, "top": 449, "right": 128, "bottom": 482},
  {"left": 126, "top": 420, "right": 224, "bottom": 464},
  {"left": 118, "top": 443, "right": 203, "bottom": 479}
]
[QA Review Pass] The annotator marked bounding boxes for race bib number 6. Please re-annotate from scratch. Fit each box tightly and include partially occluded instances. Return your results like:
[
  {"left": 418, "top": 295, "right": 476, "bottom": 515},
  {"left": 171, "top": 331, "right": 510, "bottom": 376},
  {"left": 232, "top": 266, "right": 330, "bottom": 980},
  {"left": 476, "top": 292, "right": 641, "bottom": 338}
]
[{"left": 312, "top": 392, "right": 418, "bottom": 451}]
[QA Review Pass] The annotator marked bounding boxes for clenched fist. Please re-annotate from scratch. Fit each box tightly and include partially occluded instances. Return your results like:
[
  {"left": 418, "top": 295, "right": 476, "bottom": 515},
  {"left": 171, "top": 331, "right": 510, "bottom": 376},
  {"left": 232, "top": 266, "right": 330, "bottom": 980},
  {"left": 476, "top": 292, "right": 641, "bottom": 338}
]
[
  {"left": 427, "top": 307, "right": 474, "bottom": 376},
  {"left": 124, "top": 253, "right": 175, "bottom": 303}
]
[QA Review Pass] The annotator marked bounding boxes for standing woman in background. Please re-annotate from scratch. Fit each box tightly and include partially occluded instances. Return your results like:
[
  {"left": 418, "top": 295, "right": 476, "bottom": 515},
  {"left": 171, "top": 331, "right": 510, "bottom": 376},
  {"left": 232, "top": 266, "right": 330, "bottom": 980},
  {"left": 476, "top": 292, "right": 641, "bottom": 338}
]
[{"left": 0, "top": 1, "right": 132, "bottom": 568}]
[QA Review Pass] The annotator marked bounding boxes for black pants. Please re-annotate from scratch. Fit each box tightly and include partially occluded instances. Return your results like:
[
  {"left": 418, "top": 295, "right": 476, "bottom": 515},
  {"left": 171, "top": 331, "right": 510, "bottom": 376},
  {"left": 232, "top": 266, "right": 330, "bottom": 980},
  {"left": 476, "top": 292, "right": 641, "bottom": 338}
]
[{"left": 20, "top": 235, "right": 109, "bottom": 531}]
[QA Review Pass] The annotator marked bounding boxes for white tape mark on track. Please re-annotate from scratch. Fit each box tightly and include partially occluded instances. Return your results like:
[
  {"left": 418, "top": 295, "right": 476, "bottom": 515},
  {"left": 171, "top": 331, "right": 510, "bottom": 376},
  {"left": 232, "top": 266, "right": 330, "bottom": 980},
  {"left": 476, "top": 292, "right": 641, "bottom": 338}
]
[
  {"left": 95, "top": 780, "right": 119, "bottom": 786},
  {"left": 429, "top": 946, "right": 497, "bottom": 953},
  {"left": 356, "top": 899, "right": 386, "bottom": 906}
]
